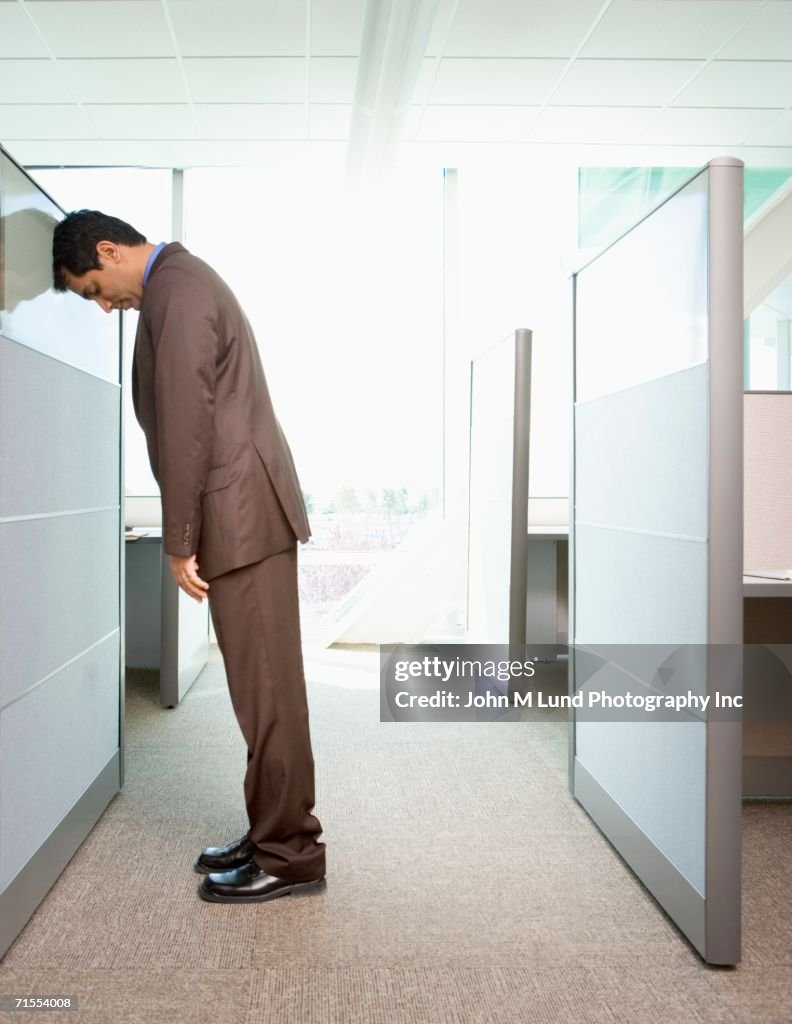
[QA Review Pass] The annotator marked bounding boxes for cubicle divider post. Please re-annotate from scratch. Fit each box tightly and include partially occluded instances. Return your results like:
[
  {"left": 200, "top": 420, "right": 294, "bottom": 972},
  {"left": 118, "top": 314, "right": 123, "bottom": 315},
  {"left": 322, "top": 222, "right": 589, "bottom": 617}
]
[{"left": 509, "top": 328, "right": 532, "bottom": 652}]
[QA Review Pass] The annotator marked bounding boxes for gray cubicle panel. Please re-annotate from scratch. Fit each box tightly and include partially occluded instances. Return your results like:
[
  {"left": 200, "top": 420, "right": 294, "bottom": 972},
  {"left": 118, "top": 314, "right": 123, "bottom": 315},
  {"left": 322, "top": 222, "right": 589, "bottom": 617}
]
[
  {"left": 0, "top": 147, "right": 123, "bottom": 957},
  {"left": 570, "top": 158, "right": 744, "bottom": 964},
  {"left": 744, "top": 391, "right": 792, "bottom": 570},
  {"left": 467, "top": 328, "right": 532, "bottom": 646}
]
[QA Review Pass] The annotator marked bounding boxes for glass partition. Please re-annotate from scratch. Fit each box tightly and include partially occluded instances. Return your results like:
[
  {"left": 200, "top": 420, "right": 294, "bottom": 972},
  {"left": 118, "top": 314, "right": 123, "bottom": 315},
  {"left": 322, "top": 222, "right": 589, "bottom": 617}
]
[
  {"left": 744, "top": 271, "right": 792, "bottom": 391},
  {"left": 579, "top": 166, "right": 792, "bottom": 250},
  {"left": 0, "top": 156, "right": 118, "bottom": 384},
  {"left": 574, "top": 169, "right": 711, "bottom": 894},
  {"left": 576, "top": 171, "right": 709, "bottom": 405},
  {"left": 467, "top": 333, "right": 516, "bottom": 643},
  {"left": 0, "top": 147, "right": 122, "bottom": 955},
  {"left": 572, "top": 159, "right": 744, "bottom": 964}
]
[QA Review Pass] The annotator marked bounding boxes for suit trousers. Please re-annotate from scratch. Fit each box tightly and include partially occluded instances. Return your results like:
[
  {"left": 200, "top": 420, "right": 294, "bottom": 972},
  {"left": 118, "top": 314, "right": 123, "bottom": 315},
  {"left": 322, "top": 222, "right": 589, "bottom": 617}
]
[{"left": 206, "top": 543, "right": 326, "bottom": 883}]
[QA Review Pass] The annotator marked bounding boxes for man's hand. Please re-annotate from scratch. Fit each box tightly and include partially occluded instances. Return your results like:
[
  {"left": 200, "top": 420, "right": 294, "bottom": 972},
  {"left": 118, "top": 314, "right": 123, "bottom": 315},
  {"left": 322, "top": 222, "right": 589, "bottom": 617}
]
[{"left": 169, "top": 553, "right": 210, "bottom": 602}]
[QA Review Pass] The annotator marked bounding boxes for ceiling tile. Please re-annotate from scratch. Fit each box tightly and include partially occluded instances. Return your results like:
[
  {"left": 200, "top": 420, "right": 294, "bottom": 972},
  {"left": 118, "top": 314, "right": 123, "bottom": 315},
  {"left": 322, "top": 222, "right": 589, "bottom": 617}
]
[
  {"left": 311, "top": 0, "right": 365, "bottom": 56},
  {"left": 196, "top": 103, "right": 306, "bottom": 139},
  {"left": 26, "top": 1, "right": 173, "bottom": 58},
  {"left": 1, "top": 138, "right": 346, "bottom": 167},
  {"left": 0, "top": 59, "right": 71, "bottom": 104},
  {"left": 308, "top": 104, "right": 352, "bottom": 139},
  {"left": 0, "top": 103, "right": 94, "bottom": 140},
  {"left": 401, "top": 106, "right": 422, "bottom": 140},
  {"left": 184, "top": 57, "right": 305, "bottom": 102},
  {"left": 743, "top": 109, "right": 792, "bottom": 147},
  {"left": 425, "top": 0, "right": 461, "bottom": 57},
  {"left": 58, "top": 58, "right": 187, "bottom": 103},
  {"left": 0, "top": 4, "right": 49, "bottom": 58},
  {"left": 673, "top": 60, "right": 792, "bottom": 107},
  {"left": 413, "top": 59, "right": 439, "bottom": 106},
  {"left": 528, "top": 105, "right": 660, "bottom": 143},
  {"left": 720, "top": 2, "right": 792, "bottom": 60},
  {"left": 552, "top": 59, "right": 703, "bottom": 105},
  {"left": 443, "top": 0, "right": 605, "bottom": 57},
  {"left": 581, "top": 1, "right": 761, "bottom": 60},
  {"left": 639, "top": 106, "right": 780, "bottom": 145},
  {"left": 168, "top": 0, "right": 305, "bottom": 57},
  {"left": 431, "top": 58, "right": 565, "bottom": 104},
  {"left": 84, "top": 104, "right": 196, "bottom": 140},
  {"left": 310, "top": 57, "right": 358, "bottom": 102},
  {"left": 416, "top": 104, "right": 538, "bottom": 141}
]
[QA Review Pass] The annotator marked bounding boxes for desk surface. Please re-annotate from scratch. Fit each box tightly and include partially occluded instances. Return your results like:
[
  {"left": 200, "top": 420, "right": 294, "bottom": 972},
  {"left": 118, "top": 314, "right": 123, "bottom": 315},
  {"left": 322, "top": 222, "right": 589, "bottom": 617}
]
[
  {"left": 528, "top": 525, "right": 569, "bottom": 540},
  {"left": 125, "top": 527, "right": 161, "bottom": 544},
  {"left": 743, "top": 575, "right": 792, "bottom": 597}
]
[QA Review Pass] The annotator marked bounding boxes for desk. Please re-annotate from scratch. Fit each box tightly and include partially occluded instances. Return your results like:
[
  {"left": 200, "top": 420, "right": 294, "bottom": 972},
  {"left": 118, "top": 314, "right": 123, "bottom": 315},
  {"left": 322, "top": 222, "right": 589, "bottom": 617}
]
[
  {"left": 742, "top": 575, "right": 792, "bottom": 797},
  {"left": 125, "top": 528, "right": 210, "bottom": 708}
]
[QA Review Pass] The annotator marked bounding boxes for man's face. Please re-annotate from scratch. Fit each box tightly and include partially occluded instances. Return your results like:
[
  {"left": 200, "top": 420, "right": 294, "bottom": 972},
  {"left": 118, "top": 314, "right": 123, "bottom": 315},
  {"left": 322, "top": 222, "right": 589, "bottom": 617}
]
[{"left": 62, "top": 242, "right": 142, "bottom": 313}]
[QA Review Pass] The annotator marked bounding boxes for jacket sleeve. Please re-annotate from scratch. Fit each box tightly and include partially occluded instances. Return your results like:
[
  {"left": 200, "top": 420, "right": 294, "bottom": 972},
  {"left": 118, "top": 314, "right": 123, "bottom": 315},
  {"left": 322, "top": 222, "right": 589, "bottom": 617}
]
[{"left": 146, "top": 268, "right": 220, "bottom": 559}]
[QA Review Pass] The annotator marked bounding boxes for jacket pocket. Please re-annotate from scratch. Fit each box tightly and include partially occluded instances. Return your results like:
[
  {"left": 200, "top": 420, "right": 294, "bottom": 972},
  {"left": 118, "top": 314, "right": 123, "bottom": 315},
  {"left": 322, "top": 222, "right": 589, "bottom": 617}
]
[{"left": 202, "top": 463, "right": 232, "bottom": 494}]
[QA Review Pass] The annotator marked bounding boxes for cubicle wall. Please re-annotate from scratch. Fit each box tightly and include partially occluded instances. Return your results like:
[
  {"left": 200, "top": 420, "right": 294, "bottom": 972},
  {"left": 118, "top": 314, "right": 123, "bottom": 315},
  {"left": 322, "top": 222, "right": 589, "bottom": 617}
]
[
  {"left": 0, "top": 147, "right": 122, "bottom": 956},
  {"left": 744, "top": 392, "right": 792, "bottom": 570},
  {"left": 467, "top": 329, "right": 531, "bottom": 644},
  {"left": 571, "top": 159, "right": 744, "bottom": 964}
]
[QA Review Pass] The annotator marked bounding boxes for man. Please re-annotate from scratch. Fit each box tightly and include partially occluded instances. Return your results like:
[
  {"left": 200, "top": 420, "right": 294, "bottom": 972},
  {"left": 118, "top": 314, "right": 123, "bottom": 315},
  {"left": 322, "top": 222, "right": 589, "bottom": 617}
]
[{"left": 52, "top": 211, "right": 326, "bottom": 904}]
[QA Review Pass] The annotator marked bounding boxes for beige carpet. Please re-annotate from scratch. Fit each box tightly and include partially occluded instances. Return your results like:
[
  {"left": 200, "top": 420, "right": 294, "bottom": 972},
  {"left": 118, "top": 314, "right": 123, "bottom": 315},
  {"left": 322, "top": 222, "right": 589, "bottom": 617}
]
[{"left": 0, "top": 647, "right": 790, "bottom": 1023}]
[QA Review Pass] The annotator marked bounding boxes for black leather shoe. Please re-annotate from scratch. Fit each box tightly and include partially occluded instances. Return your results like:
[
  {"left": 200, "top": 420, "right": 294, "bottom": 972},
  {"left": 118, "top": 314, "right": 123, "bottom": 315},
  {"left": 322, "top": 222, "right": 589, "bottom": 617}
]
[
  {"left": 197, "top": 860, "right": 327, "bottom": 904},
  {"left": 193, "top": 835, "right": 256, "bottom": 875}
]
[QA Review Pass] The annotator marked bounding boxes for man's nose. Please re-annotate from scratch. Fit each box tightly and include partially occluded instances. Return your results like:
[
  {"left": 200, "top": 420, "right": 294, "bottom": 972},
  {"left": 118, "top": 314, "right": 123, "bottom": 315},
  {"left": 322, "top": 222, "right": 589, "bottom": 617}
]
[{"left": 94, "top": 296, "right": 113, "bottom": 313}]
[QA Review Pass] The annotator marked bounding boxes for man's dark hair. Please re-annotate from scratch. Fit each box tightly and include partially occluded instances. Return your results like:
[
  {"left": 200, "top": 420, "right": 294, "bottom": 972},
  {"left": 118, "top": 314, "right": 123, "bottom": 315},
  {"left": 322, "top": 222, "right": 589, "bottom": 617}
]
[{"left": 52, "top": 209, "right": 146, "bottom": 291}]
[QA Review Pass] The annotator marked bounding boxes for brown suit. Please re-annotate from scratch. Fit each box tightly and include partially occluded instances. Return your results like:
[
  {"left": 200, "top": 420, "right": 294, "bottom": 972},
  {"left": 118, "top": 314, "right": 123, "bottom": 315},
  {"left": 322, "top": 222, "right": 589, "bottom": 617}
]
[
  {"left": 132, "top": 242, "right": 309, "bottom": 580},
  {"left": 132, "top": 242, "right": 325, "bottom": 883}
]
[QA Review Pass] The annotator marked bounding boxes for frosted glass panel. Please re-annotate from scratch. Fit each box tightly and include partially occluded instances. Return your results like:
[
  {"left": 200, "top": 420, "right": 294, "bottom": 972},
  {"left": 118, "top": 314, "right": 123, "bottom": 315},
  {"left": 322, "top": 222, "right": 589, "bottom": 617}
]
[
  {"left": 576, "top": 170, "right": 708, "bottom": 403},
  {"left": 573, "top": 167, "right": 712, "bottom": 895},
  {"left": 0, "top": 633, "right": 119, "bottom": 890},
  {"left": 467, "top": 335, "right": 515, "bottom": 643},
  {"left": 0, "top": 151, "right": 118, "bottom": 383},
  {"left": 576, "top": 365, "right": 708, "bottom": 542},
  {"left": 0, "top": 155, "right": 121, "bottom": 952},
  {"left": 0, "top": 510, "right": 120, "bottom": 706},
  {"left": 574, "top": 525, "right": 708, "bottom": 646},
  {"left": 577, "top": 718, "right": 706, "bottom": 892},
  {"left": 0, "top": 336, "right": 120, "bottom": 517}
]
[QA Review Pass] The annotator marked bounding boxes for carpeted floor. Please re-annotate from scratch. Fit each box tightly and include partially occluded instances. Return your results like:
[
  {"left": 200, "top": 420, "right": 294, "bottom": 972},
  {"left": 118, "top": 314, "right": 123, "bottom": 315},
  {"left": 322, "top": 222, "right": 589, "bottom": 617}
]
[{"left": 0, "top": 646, "right": 790, "bottom": 1023}]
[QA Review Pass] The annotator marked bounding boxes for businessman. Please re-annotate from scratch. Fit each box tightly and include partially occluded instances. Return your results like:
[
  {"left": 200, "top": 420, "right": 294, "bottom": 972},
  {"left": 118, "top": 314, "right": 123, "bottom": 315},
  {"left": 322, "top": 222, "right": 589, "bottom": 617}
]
[{"left": 52, "top": 211, "right": 326, "bottom": 904}]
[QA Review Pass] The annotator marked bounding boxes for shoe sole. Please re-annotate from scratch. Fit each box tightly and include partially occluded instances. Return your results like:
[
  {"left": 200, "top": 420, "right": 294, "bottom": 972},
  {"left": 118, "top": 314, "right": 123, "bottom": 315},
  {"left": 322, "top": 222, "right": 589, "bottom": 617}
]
[{"left": 197, "top": 877, "right": 327, "bottom": 904}]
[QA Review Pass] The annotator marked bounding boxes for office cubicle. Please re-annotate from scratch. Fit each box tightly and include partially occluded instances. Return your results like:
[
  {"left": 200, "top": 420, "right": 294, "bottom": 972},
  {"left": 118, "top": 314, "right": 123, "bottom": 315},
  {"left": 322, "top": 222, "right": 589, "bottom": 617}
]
[
  {"left": 570, "top": 158, "right": 744, "bottom": 964},
  {"left": 0, "top": 146, "right": 123, "bottom": 957}
]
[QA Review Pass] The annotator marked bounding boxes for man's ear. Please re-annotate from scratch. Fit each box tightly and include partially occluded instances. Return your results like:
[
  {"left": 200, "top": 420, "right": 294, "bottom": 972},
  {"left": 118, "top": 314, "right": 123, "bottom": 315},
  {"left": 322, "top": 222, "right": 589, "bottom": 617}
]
[{"left": 96, "top": 240, "right": 120, "bottom": 264}]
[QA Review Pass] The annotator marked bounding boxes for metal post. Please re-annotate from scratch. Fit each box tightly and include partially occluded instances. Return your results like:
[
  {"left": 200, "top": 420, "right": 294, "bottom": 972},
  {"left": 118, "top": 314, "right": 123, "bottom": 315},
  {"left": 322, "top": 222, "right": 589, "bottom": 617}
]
[
  {"left": 705, "top": 155, "right": 744, "bottom": 966},
  {"left": 509, "top": 329, "right": 532, "bottom": 648}
]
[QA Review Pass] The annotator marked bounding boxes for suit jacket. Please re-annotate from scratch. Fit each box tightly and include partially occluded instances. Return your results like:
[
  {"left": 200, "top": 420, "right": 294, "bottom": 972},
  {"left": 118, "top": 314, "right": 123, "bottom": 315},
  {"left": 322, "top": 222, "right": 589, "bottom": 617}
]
[{"left": 131, "top": 242, "right": 310, "bottom": 581}]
